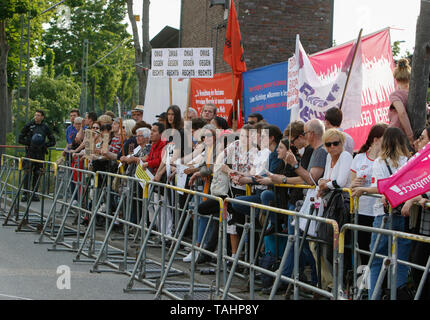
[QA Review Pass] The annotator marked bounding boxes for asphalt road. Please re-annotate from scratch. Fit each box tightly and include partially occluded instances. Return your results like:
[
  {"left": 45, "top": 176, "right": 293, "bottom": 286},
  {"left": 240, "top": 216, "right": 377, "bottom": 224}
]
[{"left": 0, "top": 223, "right": 155, "bottom": 300}]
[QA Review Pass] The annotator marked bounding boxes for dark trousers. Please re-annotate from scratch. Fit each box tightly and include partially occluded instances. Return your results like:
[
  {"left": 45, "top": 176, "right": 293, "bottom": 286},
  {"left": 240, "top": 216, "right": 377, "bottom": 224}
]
[
  {"left": 411, "top": 239, "right": 430, "bottom": 300},
  {"left": 22, "top": 159, "right": 43, "bottom": 196}
]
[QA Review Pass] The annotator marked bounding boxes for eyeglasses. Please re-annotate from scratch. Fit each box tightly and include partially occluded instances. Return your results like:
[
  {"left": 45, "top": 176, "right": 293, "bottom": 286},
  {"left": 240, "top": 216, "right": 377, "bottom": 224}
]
[
  {"left": 325, "top": 141, "right": 341, "bottom": 148},
  {"left": 136, "top": 135, "right": 145, "bottom": 138},
  {"left": 303, "top": 131, "right": 310, "bottom": 135},
  {"left": 92, "top": 126, "right": 100, "bottom": 129}
]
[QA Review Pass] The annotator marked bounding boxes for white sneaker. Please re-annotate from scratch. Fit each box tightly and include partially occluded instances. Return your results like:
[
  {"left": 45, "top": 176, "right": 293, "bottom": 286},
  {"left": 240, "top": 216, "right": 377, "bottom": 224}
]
[{"left": 183, "top": 251, "right": 199, "bottom": 262}]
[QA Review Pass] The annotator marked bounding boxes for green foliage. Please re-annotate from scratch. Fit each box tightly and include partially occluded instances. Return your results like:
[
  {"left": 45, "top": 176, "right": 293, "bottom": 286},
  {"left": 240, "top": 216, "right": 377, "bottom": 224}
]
[
  {"left": 43, "top": 0, "right": 135, "bottom": 114},
  {"left": 44, "top": 48, "right": 55, "bottom": 78},
  {"left": 13, "top": 75, "right": 80, "bottom": 143}
]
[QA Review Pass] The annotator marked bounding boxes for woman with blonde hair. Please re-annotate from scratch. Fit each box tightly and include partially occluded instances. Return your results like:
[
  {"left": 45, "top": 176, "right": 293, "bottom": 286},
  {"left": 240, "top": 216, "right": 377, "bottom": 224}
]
[
  {"left": 352, "top": 127, "right": 411, "bottom": 299},
  {"left": 389, "top": 58, "right": 414, "bottom": 146}
]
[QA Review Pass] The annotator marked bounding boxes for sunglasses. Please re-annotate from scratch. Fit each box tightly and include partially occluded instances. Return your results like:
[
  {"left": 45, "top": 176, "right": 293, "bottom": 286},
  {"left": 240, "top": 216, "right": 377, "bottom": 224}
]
[
  {"left": 92, "top": 126, "right": 100, "bottom": 129},
  {"left": 325, "top": 141, "right": 341, "bottom": 148}
]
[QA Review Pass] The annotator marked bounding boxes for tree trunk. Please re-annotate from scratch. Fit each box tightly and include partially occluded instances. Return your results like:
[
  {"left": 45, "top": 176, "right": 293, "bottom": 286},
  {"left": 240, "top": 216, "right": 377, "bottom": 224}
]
[
  {"left": 127, "top": 0, "right": 151, "bottom": 106},
  {"left": 0, "top": 21, "right": 10, "bottom": 157},
  {"left": 407, "top": 0, "right": 430, "bottom": 133}
]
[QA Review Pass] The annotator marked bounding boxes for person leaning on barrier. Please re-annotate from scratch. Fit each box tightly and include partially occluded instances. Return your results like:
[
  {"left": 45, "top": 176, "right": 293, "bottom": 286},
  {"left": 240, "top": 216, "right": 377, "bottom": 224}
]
[
  {"left": 261, "top": 138, "right": 318, "bottom": 293},
  {"left": 400, "top": 126, "right": 430, "bottom": 300},
  {"left": 64, "top": 109, "right": 80, "bottom": 161},
  {"left": 352, "top": 127, "right": 411, "bottom": 300},
  {"left": 350, "top": 123, "right": 387, "bottom": 266},
  {"left": 315, "top": 128, "right": 353, "bottom": 290},
  {"left": 18, "top": 109, "right": 56, "bottom": 202},
  {"left": 184, "top": 125, "right": 219, "bottom": 263},
  {"left": 140, "top": 122, "right": 167, "bottom": 175},
  {"left": 220, "top": 124, "right": 258, "bottom": 261},
  {"left": 116, "top": 119, "right": 139, "bottom": 161},
  {"left": 120, "top": 127, "right": 152, "bottom": 176}
]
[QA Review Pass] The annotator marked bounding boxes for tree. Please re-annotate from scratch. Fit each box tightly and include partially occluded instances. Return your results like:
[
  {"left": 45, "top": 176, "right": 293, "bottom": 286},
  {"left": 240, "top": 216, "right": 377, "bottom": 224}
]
[
  {"left": 0, "top": 0, "right": 30, "bottom": 156},
  {"left": 43, "top": 0, "right": 134, "bottom": 114},
  {"left": 127, "top": 0, "right": 151, "bottom": 105},
  {"left": 407, "top": 0, "right": 430, "bottom": 133}
]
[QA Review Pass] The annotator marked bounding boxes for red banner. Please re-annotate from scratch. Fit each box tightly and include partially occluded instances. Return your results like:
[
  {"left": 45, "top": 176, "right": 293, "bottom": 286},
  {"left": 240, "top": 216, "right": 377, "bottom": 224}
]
[
  {"left": 308, "top": 29, "right": 395, "bottom": 150},
  {"left": 190, "top": 73, "right": 241, "bottom": 123}
]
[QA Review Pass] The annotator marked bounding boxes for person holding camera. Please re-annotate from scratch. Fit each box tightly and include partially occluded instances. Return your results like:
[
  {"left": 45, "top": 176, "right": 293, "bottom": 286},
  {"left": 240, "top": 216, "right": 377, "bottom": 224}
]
[{"left": 18, "top": 110, "right": 56, "bottom": 202}]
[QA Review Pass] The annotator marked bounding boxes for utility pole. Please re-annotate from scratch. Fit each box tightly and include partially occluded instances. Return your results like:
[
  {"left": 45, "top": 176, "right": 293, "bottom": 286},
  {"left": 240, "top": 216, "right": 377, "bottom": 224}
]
[{"left": 80, "top": 39, "right": 89, "bottom": 115}]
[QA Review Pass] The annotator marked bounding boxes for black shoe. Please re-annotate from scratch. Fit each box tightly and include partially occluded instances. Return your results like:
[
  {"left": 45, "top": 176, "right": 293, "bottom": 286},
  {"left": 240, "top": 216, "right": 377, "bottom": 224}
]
[
  {"left": 21, "top": 195, "right": 28, "bottom": 202},
  {"left": 196, "top": 253, "right": 212, "bottom": 264},
  {"left": 32, "top": 195, "right": 40, "bottom": 202},
  {"left": 261, "top": 282, "right": 288, "bottom": 295}
]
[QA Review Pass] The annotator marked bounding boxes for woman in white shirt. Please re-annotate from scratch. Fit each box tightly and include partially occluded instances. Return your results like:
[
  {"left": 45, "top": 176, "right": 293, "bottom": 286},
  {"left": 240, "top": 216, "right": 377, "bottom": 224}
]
[
  {"left": 318, "top": 128, "right": 353, "bottom": 196},
  {"left": 316, "top": 129, "right": 353, "bottom": 288},
  {"left": 350, "top": 123, "right": 387, "bottom": 265},
  {"left": 352, "top": 127, "right": 411, "bottom": 299}
]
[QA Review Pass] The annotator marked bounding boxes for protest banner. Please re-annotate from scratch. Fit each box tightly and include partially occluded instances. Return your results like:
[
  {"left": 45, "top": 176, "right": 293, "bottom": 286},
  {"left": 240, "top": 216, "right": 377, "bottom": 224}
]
[
  {"left": 243, "top": 62, "right": 290, "bottom": 131},
  {"left": 151, "top": 48, "right": 214, "bottom": 79},
  {"left": 289, "top": 28, "right": 394, "bottom": 151},
  {"left": 378, "top": 142, "right": 430, "bottom": 208},
  {"left": 190, "top": 72, "right": 241, "bottom": 122}
]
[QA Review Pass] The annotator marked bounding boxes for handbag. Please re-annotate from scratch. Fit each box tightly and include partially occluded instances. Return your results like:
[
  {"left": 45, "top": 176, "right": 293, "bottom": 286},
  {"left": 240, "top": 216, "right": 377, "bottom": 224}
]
[{"left": 384, "top": 159, "right": 403, "bottom": 215}]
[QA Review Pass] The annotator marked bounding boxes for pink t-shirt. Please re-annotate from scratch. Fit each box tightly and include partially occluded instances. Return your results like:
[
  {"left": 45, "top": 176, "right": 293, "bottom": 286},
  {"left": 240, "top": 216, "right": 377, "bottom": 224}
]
[{"left": 388, "top": 89, "right": 408, "bottom": 130}]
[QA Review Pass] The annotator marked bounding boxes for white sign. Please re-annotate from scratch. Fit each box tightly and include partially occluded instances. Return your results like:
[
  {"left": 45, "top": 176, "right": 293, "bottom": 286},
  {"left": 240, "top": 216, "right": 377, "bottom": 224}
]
[{"left": 151, "top": 48, "right": 214, "bottom": 78}]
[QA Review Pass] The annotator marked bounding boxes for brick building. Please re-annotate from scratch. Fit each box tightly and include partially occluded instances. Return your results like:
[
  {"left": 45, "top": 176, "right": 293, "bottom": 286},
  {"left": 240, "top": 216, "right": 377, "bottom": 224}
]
[{"left": 180, "top": 0, "right": 334, "bottom": 73}]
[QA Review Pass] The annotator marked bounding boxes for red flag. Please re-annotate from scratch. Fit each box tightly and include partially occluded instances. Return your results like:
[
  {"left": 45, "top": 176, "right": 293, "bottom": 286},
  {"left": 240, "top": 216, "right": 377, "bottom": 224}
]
[{"left": 223, "top": 1, "right": 246, "bottom": 74}]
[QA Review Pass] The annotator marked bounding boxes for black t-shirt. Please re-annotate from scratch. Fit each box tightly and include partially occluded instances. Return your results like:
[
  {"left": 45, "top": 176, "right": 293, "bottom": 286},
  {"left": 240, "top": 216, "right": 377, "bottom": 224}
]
[{"left": 300, "top": 145, "right": 314, "bottom": 170}]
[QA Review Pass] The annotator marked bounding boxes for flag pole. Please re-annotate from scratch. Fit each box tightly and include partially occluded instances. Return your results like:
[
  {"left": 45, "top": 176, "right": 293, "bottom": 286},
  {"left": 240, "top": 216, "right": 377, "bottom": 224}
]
[
  {"left": 339, "top": 28, "right": 363, "bottom": 110},
  {"left": 186, "top": 79, "right": 191, "bottom": 120},
  {"left": 231, "top": 71, "right": 237, "bottom": 130},
  {"left": 169, "top": 77, "right": 173, "bottom": 105},
  {"left": 116, "top": 97, "right": 125, "bottom": 157}
]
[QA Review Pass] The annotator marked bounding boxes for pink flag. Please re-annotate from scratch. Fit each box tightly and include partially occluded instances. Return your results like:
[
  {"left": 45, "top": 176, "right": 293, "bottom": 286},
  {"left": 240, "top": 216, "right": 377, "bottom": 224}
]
[{"left": 377, "top": 142, "right": 430, "bottom": 208}]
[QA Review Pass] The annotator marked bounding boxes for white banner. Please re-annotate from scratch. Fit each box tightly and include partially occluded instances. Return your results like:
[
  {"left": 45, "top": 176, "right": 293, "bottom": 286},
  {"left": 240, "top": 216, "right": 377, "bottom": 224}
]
[
  {"left": 151, "top": 48, "right": 214, "bottom": 78},
  {"left": 289, "top": 35, "right": 363, "bottom": 130}
]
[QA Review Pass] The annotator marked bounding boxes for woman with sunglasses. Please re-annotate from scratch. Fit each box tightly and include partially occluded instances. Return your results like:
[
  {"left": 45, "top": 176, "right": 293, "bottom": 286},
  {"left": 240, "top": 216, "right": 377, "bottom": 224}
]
[
  {"left": 315, "top": 128, "right": 353, "bottom": 289},
  {"left": 317, "top": 129, "right": 353, "bottom": 196},
  {"left": 352, "top": 127, "right": 411, "bottom": 299}
]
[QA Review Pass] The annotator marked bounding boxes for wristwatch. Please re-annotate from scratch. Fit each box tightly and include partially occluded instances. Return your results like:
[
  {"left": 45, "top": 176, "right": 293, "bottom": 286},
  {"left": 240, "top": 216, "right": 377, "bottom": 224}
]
[
  {"left": 293, "top": 162, "right": 300, "bottom": 170},
  {"left": 282, "top": 177, "right": 287, "bottom": 184}
]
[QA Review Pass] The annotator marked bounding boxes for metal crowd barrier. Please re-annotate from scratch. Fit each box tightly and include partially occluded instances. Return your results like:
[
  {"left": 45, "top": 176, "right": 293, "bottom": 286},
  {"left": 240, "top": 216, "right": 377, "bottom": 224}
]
[
  {"left": 339, "top": 198, "right": 430, "bottom": 300},
  {"left": 35, "top": 162, "right": 96, "bottom": 252},
  {"left": 2, "top": 154, "right": 430, "bottom": 301},
  {"left": 0, "top": 155, "right": 22, "bottom": 217},
  {"left": 123, "top": 179, "right": 225, "bottom": 300},
  {"left": 1, "top": 156, "right": 57, "bottom": 232},
  {"left": 220, "top": 182, "right": 343, "bottom": 300}
]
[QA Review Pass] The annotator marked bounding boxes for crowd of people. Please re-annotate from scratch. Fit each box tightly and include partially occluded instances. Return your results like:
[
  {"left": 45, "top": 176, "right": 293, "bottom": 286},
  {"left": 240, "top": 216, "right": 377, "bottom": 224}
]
[{"left": 18, "top": 58, "right": 430, "bottom": 299}]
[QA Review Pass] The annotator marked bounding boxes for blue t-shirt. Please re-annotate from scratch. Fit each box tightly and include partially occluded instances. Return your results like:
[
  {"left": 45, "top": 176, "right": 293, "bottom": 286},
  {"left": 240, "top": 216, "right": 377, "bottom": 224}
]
[{"left": 66, "top": 124, "right": 78, "bottom": 146}]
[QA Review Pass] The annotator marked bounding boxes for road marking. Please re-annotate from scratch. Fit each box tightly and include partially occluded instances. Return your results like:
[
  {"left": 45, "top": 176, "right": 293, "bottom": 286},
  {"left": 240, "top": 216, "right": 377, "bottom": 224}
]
[{"left": 0, "top": 293, "right": 32, "bottom": 300}]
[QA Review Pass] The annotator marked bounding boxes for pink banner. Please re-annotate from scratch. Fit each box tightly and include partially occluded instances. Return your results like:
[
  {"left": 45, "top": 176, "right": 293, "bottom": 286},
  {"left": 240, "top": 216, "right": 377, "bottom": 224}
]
[
  {"left": 308, "top": 29, "right": 395, "bottom": 151},
  {"left": 377, "top": 142, "right": 430, "bottom": 208}
]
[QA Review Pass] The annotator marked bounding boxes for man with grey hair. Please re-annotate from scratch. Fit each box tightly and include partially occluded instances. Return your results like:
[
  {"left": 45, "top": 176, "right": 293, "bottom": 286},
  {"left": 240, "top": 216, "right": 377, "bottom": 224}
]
[
  {"left": 201, "top": 103, "right": 217, "bottom": 124},
  {"left": 120, "top": 127, "right": 152, "bottom": 177},
  {"left": 284, "top": 118, "right": 326, "bottom": 186},
  {"left": 183, "top": 108, "right": 198, "bottom": 120}
]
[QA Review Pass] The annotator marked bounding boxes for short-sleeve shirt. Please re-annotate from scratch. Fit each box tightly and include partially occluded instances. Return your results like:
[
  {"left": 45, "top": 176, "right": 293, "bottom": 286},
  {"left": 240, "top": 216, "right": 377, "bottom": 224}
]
[
  {"left": 388, "top": 89, "right": 409, "bottom": 130},
  {"left": 308, "top": 145, "right": 327, "bottom": 171},
  {"left": 351, "top": 152, "right": 376, "bottom": 216},
  {"left": 371, "top": 156, "right": 408, "bottom": 216}
]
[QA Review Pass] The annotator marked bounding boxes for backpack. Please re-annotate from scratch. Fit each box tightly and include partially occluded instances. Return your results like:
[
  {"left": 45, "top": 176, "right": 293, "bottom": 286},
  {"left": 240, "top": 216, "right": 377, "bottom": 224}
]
[
  {"left": 316, "top": 190, "right": 350, "bottom": 243},
  {"left": 257, "top": 251, "right": 279, "bottom": 288}
]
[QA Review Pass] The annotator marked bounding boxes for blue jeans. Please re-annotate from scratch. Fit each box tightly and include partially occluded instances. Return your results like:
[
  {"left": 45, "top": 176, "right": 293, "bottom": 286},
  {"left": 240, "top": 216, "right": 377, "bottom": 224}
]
[
  {"left": 231, "top": 190, "right": 263, "bottom": 217},
  {"left": 281, "top": 218, "right": 318, "bottom": 285},
  {"left": 369, "top": 214, "right": 411, "bottom": 299}
]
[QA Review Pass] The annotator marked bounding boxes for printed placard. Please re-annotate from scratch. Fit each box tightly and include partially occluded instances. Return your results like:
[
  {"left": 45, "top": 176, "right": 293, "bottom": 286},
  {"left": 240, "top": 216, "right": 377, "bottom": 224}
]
[{"left": 151, "top": 48, "right": 214, "bottom": 78}]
